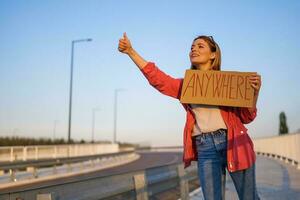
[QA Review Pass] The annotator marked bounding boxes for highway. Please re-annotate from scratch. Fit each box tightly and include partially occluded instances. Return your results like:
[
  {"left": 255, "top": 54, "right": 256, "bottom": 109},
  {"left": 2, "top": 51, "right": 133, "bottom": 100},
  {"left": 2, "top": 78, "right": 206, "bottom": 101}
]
[{"left": 0, "top": 151, "right": 184, "bottom": 194}]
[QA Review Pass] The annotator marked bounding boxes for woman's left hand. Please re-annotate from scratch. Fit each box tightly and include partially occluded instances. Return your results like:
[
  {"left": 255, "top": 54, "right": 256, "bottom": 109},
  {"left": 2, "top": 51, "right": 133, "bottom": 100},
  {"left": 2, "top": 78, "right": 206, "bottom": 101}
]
[{"left": 249, "top": 73, "right": 262, "bottom": 94}]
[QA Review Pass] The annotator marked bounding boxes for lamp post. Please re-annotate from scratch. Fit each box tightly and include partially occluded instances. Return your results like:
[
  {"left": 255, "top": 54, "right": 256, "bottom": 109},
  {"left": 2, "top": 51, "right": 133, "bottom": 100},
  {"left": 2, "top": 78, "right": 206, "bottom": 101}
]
[
  {"left": 113, "top": 89, "right": 125, "bottom": 144},
  {"left": 67, "top": 38, "right": 92, "bottom": 143},
  {"left": 91, "top": 108, "right": 100, "bottom": 143}
]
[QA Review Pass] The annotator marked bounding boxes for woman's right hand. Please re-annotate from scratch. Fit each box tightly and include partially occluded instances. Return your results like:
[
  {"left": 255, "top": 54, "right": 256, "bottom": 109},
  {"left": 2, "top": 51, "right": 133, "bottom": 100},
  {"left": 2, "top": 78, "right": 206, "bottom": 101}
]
[
  {"left": 118, "top": 32, "right": 133, "bottom": 55},
  {"left": 118, "top": 32, "right": 147, "bottom": 70}
]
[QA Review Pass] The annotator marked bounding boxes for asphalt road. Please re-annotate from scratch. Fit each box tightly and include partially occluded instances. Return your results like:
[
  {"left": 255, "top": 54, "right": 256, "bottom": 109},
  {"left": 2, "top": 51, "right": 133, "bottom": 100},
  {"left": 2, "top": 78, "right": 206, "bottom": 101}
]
[
  {"left": 0, "top": 151, "right": 184, "bottom": 194},
  {"left": 95, "top": 151, "right": 183, "bottom": 176}
]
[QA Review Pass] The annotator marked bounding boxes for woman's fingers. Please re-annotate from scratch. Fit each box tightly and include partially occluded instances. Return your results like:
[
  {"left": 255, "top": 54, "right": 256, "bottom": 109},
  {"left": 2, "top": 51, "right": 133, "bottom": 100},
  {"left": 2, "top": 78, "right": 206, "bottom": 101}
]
[
  {"left": 118, "top": 40, "right": 126, "bottom": 51},
  {"left": 118, "top": 41, "right": 127, "bottom": 47},
  {"left": 249, "top": 78, "right": 260, "bottom": 83},
  {"left": 249, "top": 74, "right": 261, "bottom": 79},
  {"left": 249, "top": 77, "right": 260, "bottom": 81},
  {"left": 251, "top": 83, "right": 259, "bottom": 90},
  {"left": 118, "top": 43, "right": 127, "bottom": 49},
  {"left": 250, "top": 80, "right": 260, "bottom": 85},
  {"left": 122, "top": 33, "right": 130, "bottom": 44},
  {"left": 119, "top": 38, "right": 130, "bottom": 47},
  {"left": 249, "top": 74, "right": 261, "bottom": 84},
  {"left": 248, "top": 73, "right": 262, "bottom": 92},
  {"left": 249, "top": 76, "right": 261, "bottom": 92},
  {"left": 119, "top": 43, "right": 128, "bottom": 50},
  {"left": 119, "top": 39, "right": 128, "bottom": 45},
  {"left": 118, "top": 38, "right": 128, "bottom": 53},
  {"left": 118, "top": 32, "right": 132, "bottom": 54},
  {"left": 123, "top": 32, "right": 128, "bottom": 40}
]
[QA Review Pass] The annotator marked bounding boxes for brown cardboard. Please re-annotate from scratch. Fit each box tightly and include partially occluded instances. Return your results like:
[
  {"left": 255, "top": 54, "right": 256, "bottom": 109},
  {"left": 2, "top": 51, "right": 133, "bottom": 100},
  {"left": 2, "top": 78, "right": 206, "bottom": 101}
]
[{"left": 180, "top": 70, "right": 256, "bottom": 107}]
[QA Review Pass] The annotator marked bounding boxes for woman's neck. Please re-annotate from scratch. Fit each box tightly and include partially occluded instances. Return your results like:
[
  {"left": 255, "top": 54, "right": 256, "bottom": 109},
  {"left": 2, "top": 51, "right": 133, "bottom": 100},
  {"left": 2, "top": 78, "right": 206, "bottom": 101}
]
[{"left": 195, "top": 63, "right": 212, "bottom": 71}]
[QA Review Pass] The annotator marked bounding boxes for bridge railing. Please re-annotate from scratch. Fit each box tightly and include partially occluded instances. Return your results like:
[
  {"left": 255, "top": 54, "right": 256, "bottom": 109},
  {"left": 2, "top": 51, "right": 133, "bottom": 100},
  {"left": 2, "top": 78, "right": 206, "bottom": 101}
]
[
  {"left": 253, "top": 132, "right": 300, "bottom": 169},
  {"left": 0, "top": 143, "right": 119, "bottom": 162},
  {"left": 2, "top": 133, "right": 299, "bottom": 200},
  {"left": 0, "top": 161, "right": 199, "bottom": 200},
  {"left": 0, "top": 150, "right": 136, "bottom": 182}
]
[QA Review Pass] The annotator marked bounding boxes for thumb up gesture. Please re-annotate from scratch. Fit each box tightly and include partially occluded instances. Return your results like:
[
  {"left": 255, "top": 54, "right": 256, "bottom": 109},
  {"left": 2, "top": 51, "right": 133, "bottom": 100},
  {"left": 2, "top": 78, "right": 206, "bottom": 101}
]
[{"left": 118, "top": 32, "right": 133, "bottom": 55}]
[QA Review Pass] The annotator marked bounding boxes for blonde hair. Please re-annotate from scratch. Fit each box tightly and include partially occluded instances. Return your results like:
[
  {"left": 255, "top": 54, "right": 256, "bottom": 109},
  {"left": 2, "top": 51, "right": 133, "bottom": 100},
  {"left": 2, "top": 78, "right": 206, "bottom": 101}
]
[{"left": 190, "top": 35, "right": 221, "bottom": 70}]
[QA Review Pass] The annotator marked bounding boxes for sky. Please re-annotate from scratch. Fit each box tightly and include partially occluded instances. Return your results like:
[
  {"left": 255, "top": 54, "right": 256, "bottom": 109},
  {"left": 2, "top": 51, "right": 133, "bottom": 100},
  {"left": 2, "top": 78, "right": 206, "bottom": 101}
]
[{"left": 0, "top": 0, "right": 299, "bottom": 147}]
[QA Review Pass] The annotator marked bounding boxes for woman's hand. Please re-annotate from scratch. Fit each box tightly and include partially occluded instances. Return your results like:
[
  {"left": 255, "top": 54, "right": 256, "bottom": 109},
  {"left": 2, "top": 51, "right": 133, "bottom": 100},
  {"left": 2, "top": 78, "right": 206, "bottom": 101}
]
[
  {"left": 248, "top": 73, "right": 261, "bottom": 109},
  {"left": 249, "top": 73, "right": 261, "bottom": 95},
  {"left": 118, "top": 32, "right": 133, "bottom": 55},
  {"left": 118, "top": 32, "right": 147, "bottom": 69}
]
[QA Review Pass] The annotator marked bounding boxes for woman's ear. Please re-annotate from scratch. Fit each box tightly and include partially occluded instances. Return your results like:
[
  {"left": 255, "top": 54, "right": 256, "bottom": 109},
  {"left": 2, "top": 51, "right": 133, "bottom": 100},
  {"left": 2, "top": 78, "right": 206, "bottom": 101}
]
[{"left": 210, "top": 52, "right": 216, "bottom": 60}]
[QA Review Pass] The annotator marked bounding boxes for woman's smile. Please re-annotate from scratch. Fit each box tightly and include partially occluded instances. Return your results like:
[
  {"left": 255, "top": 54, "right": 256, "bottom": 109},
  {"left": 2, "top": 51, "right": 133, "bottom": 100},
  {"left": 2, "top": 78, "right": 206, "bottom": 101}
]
[{"left": 190, "top": 53, "right": 200, "bottom": 57}]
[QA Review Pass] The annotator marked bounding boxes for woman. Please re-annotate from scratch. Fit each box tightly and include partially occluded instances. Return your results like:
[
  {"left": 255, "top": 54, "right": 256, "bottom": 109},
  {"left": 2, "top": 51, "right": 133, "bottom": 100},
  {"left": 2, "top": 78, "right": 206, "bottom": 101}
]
[{"left": 118, "top": 33, "right": 261, "bottom": 200}]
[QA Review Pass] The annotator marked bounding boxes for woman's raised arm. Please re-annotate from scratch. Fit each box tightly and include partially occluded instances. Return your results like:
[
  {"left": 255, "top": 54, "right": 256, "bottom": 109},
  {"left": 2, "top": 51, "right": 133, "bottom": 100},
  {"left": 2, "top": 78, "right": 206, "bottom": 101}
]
[
  {"left": 118, "top": 32, "right": 147, "bottom": 70},
  {"left": 118, "top": 33, "right": 182, "bottom": 99}
]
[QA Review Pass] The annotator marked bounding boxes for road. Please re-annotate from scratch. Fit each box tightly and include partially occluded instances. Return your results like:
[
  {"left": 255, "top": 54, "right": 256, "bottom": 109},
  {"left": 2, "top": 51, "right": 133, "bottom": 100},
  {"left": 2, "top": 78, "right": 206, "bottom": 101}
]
[{"left": 0, "top": 151, "right": 183, "bottom": 194}]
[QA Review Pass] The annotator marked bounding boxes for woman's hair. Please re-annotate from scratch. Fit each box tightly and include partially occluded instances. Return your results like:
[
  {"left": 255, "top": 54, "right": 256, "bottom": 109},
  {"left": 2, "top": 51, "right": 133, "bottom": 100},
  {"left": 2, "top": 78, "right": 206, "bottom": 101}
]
[{"left": 190, "top": 35, "right": 221, "bottom": 70}]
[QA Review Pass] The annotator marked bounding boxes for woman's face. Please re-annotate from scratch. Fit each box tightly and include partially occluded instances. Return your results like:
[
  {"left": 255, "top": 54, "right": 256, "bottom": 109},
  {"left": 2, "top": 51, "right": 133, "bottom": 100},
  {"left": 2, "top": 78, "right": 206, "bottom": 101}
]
[{"left": 189, "top": 38, "right": 215, "bottom": 70}]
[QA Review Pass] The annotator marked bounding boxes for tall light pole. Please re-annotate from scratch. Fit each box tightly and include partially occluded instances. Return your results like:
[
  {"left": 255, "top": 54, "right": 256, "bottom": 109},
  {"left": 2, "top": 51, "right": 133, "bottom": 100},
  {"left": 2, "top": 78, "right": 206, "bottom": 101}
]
[
  {"left": 113, "top": 89, "right": 125, "bottom": 144},
  {"left": 91, "top": 108, "right": 100, "bottom": 143},
  {"left": 68, "top": 38, "right": 92, "bottom": 143}
]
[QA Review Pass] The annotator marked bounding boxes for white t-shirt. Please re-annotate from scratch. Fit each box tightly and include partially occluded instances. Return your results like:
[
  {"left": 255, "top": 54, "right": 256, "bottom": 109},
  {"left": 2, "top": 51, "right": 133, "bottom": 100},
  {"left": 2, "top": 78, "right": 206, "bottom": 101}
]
[{"left": 191, "top": 104, "right": 227, "bottom": 137}]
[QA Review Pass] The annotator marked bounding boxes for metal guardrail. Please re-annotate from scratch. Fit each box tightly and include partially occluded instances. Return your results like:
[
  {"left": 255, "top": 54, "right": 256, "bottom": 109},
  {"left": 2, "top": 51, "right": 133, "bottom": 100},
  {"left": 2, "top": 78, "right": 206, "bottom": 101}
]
[
  {"left": 0, "top": 161, "right": 198, "bottom": 200},
  {"left": 0, "top": 150, "right": 134, "bottom": 171},
  {"left": 253, "top": 132, "right": 300, "bottom": 169},
  {"left": 1, "top": 133, "right": 299, "bottom": 200},
  {"left": 0, "top": 150, "right": 135, "bottom": 182}
]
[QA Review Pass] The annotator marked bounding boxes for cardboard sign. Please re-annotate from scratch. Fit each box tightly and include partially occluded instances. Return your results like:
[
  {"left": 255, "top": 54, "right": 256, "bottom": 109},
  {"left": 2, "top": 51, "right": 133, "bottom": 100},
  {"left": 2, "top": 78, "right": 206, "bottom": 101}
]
[{"left": 180, "top": 70, "right": 256, "bottom": 107}]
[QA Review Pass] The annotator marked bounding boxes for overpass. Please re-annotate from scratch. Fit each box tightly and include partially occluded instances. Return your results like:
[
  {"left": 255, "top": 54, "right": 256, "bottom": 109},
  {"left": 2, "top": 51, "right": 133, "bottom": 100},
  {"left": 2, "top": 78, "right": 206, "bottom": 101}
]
[{"left": 0, "top": 133, "right": 299, "bottom": 200}]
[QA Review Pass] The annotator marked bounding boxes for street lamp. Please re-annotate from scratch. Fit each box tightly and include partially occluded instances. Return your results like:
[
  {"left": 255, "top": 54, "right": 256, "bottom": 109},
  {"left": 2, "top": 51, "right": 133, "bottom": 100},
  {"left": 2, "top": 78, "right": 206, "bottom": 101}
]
[
  {"left": 91, "top": 108, "right": 100, "bottom": 143},
  {"left": 67, "top": 38, "right": 92, "bottom": 143},
  {"left": 113, "top": 88, "right": 126, "bottom": 144}
]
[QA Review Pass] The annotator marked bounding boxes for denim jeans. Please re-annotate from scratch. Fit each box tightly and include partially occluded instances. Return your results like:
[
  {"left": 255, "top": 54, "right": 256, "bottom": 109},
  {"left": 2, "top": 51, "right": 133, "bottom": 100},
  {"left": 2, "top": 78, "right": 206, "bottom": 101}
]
[{"left": 194, "top": 129, "right": 260, "bottom": 200}]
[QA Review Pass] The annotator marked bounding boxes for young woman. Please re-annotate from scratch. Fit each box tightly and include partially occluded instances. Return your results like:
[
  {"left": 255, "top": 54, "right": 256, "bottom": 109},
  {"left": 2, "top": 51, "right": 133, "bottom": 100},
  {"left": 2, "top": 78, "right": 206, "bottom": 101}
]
[{"left": 118, "top": 33, "right": 261, "bottom": 200}]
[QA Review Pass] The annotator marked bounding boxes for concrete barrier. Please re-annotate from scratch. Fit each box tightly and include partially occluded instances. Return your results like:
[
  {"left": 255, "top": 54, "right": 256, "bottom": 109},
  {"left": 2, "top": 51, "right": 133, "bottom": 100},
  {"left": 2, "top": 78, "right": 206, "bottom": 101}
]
[
  {"left": 0, "top": 152, "right": 140, "bottom": 189},
  {"left": 0, "top": 143, "right": 119, "bottom": 162},
  {"left": 253, "top": 132, "right": 300, "bottom": 169}
]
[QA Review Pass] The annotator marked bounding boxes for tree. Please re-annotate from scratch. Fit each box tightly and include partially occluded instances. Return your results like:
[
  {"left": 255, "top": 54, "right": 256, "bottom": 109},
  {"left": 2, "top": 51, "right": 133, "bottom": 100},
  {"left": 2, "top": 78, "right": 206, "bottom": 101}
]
[{"left": 279, "top": 111, "right": 289, "bottom": 135}]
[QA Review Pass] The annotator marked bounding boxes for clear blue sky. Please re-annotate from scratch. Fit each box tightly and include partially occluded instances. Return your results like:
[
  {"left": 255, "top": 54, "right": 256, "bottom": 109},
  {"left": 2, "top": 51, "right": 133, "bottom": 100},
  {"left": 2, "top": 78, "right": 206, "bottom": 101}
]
[{"left": 0, "top": 0, "right": 299, "bottom": 146}]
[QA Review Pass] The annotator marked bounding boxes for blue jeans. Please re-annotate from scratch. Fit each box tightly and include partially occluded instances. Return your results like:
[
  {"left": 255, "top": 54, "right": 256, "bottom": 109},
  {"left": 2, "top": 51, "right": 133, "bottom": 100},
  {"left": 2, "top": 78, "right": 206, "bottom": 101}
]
[{"left": 195, "top": 129, "right": 260, "bottom": 200}]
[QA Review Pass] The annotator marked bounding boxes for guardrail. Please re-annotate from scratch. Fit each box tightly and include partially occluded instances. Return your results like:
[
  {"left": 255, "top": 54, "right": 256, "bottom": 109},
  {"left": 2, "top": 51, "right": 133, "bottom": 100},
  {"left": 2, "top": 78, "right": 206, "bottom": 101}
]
[
  {"left": 3, "top": 132, "right": 299, "bottom": 200},
  {"left": 0, "top": 143, "right": 119, "bottom": 162},
  {"left": 253, "top": 132, "right": 300, "bottom": 169},
  {"left": 0, "top": 161, "right": 198, "bottom": 200},
  {"left": 0, "top": 150, "right": 135, "bottom": 183}
]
